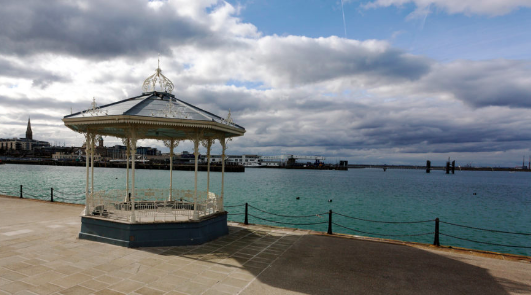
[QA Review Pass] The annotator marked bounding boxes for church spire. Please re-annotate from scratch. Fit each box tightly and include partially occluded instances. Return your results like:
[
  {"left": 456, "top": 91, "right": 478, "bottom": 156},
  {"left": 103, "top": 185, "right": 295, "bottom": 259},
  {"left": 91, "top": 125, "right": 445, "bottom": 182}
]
[{"left": 26, "top": 117, "right": 32, "bottom": 140}]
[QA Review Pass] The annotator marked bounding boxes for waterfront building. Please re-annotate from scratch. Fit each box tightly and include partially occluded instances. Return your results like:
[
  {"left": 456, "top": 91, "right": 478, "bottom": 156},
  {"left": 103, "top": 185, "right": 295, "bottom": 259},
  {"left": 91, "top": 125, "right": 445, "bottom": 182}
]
[{"left": 0, "top": 118, "right": 50, "bottom": 152}]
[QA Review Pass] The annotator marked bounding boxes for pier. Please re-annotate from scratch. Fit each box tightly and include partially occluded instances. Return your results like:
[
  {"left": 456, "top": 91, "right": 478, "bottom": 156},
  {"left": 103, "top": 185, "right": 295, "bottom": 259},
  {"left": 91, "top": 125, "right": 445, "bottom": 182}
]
[{"left": 0, "top": 195, "right": 529, "bottom": 294}]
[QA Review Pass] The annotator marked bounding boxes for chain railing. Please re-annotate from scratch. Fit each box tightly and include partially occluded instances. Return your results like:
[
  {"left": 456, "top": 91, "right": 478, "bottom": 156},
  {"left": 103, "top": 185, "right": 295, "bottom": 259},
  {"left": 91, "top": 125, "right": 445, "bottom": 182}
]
[
  {"left": 227, "top": 203, "right": 531, "bottom": 252},
  {"left": 2, "top": 187, "right": 529, "bottom": 253}
]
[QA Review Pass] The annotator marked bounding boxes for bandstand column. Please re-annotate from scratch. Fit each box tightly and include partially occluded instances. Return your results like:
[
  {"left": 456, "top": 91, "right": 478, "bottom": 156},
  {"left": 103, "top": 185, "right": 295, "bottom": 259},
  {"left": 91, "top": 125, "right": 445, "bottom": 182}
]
[
  {"left": 130, "top": 130, "right": 137, "bottom": 223},
  {"left": 84, "top": 132, "right": 92, "bottom": 216},
  {"left": 164, "top": 139, "right": 178, "bottom": 201},
  {"left": 201, "top": 139, "right": 213, "bottom": 203},
  {"left": 170, "top": 140, "right": 174, "bottom": 200},
  {"left": 220, "top": 137, "right": 227, "bottom": 212},
  {"left": 124, "top": 138, "right": 130, "bottom": 202},
  {"left": 90, "top": 134, "right": 95, "bottom": 199},
  {"left": 206, "top": 139, "right": 212, "bottom": 203},
  {"left": 192, "top": 135, "right": 200, "bottom": 220}
]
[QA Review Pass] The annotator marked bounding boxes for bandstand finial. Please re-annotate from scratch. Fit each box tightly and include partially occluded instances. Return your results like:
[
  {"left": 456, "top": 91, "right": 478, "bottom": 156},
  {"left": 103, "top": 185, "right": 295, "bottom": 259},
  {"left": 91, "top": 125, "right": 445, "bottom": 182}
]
[{"left": 142, "top": 55, "right": 174, "bottom": 93}]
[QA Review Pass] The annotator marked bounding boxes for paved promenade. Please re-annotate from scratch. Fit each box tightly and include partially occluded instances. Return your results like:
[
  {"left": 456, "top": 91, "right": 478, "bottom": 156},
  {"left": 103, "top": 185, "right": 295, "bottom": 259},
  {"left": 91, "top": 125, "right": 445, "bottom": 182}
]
[{"left": 0, "top": 196, "right": 530, "bottom": 295}]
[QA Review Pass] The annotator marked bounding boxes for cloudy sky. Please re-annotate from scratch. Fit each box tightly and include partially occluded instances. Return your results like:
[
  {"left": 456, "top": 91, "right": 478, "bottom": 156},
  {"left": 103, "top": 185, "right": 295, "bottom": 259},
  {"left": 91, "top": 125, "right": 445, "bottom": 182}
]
[{"left": 1, "top": 0, "right": 531, "bottom": 166}]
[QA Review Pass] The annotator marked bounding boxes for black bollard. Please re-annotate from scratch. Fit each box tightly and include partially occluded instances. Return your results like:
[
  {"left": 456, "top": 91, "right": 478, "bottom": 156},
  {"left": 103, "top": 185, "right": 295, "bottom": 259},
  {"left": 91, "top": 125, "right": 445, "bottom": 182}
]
[
  {"left": 446, "top": 161, "right": 450, "bottom": 174},
  {"left": 433, "top": 218, "right": 440, "bottom": 246},
  {"left": 244, "top": 203, "right": 249, "bottom": 225},
  {"left": 426, "top": 160, "right": 431, "bottom": 173},
  {"left": 20, "top": 185, "right": 23, "bottom": 198},
  {"left": 327, "top": 210, "right": 333, "bottom": 235},
  {"left": 51, "top": 188, "right": 54, "bottom": 202},
  {"left": 451, "top": 160, "right": 455, "bottom": 174}
]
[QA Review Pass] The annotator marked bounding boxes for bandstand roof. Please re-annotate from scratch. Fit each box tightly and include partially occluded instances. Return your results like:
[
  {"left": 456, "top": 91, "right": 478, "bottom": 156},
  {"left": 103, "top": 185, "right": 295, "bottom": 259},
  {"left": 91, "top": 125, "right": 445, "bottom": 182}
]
[{"left": 63, "top": 91, "right": 245, "bottom": 140}]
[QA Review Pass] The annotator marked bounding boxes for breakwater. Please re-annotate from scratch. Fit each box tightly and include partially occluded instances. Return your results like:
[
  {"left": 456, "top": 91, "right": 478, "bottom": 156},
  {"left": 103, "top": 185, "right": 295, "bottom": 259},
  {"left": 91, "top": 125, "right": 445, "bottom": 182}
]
[{"left": 350, "top": 164, "right": 531, "bottom": 172}]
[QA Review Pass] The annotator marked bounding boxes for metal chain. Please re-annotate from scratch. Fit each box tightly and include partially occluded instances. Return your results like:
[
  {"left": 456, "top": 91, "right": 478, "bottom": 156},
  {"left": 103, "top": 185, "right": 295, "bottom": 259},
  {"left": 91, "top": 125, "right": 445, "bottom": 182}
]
[
  {"left": 248, "top": 214, "right": 328, "bottom": 226},
  {"left": 440, "top": 233, "right": 531, "bottom": 249},
  {"left": 332, "top": 222, "right": 434, "bottom": 237},
  {"left": 334, "top": 211, "right": 433, "bottom": 224},
  {"left": 248, "top": 204, "right": 328, "bottom": 218},
  {"left": 440, "top": 221, "right": 531, "bottom": 236}
]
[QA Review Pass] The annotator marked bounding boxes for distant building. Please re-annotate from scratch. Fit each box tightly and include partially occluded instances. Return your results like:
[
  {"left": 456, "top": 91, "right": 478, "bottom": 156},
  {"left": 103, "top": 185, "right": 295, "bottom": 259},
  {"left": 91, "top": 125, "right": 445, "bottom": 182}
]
[
  {"left": 26, "top": 118, "right": 32, "bottom": 140},
  {"left": 0, "top": 117, "right": 50, "bottom": 152}
]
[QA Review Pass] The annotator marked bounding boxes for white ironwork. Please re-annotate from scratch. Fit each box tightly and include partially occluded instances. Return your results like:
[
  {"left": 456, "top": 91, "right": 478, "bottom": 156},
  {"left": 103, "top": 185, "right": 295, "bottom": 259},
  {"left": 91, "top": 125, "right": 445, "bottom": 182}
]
[
  {"left": 163, "top": 139, "right": 180, "bottom": 201},
  {"left": 142, "top": 56, "right": 174, "bottom": 93},
  {"left": 192, "top": 133, "right": 200, "bottom": 220},
  {"left": 151, "top": 100, "right": 188, "bottom": 119},
  {"left": 84, "top": 133, "right": 93, "bottom": 216},
  {"left": 82, "top": 98, "right": 107, "bottom": 117},
  {"left": 86, "top": 189, "right": 219, "bottom": 223},
  {"left": 121, "top": 137, "right": 131, "bottom": 201},
  {"left": 130, "top": 130, "right": 138, "bottom": 223},
  {"left": 219, "top": 136, "right": 231, "bottom": 211},
  {"left": 90, "top": 133, "right": 96, "bottom": 202},
  {"left": 221, "top": 109, "right": 235, "bottom": 126},
  {"left": 70, "top": 65, "right": 246, "bottom": 226},
  {"left": 201, "top": 138, "right": 214, "bottom": 202}
]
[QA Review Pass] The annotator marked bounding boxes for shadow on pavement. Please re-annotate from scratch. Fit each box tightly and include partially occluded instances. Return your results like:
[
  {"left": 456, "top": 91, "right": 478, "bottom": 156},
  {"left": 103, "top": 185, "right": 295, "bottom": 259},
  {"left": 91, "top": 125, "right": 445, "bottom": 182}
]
[
  {"left": 243, "top": 234, "right": 530, "bottom": 295},
  {"left": 139, "top": 225, "right": 529, "bottom": 295}
]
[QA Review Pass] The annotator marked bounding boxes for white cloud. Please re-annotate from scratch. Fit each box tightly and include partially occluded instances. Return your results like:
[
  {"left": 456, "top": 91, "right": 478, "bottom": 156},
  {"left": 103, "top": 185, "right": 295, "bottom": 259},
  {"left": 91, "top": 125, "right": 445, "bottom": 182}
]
[
  {"left": 0, "top": 0, "right": 530, "bottom": 165},
  {"left": 363, "top": 0, "right": 531, "bottom": 17}
]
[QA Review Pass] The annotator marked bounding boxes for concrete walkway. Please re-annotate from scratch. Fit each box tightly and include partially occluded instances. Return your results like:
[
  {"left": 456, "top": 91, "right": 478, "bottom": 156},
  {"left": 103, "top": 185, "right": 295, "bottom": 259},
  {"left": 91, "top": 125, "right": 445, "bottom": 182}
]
[{"left": 0, "top": 196, "right": 530, "bottom": 295}]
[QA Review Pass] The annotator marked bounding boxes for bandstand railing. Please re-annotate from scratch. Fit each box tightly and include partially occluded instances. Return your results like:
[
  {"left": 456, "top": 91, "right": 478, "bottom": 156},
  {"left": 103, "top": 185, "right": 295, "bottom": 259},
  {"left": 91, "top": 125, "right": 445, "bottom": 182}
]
[{"left": 86, "top": 189, "right": 219, "bottom": 223}]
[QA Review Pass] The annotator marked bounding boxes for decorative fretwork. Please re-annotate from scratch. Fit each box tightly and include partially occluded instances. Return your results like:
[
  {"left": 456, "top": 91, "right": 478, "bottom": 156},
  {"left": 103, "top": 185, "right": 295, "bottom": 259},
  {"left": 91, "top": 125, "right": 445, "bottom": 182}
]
[
  {"left": 200, "top": 138, "right": 215, "bottom": 150},
  {"left": 163, "top": 139, "right": 180, "bottom": 149},
  {"left": 142, "top": 56, "right": 174, "bottom": 93},
  {"left": 82, "top": 98, "right": 108, "bottom": 117},
  {"left": 219, "top": 136, "right": 233, "bottom": 161},
  {"left": 151, "top": 100, "right": 188, "bottom": 119}
]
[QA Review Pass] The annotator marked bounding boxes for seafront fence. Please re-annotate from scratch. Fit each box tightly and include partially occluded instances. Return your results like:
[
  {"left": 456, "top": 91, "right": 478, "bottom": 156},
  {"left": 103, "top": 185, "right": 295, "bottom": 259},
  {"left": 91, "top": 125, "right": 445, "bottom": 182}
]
[
  {"left": 1, "top": 185, "right": 530, "bottom": 253},
  {"left": 226, "top": 203, "right": 531, "bottom": 252},
  {"left": 1, "top": 184, "right": 86, "bottom": 203}
]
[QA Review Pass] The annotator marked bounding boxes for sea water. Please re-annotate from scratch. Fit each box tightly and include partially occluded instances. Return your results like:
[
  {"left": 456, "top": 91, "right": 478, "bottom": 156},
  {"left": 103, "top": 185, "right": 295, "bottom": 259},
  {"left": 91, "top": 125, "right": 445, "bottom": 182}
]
[{"left": 0, "top": 164, "right": 529, "bottom": 256}]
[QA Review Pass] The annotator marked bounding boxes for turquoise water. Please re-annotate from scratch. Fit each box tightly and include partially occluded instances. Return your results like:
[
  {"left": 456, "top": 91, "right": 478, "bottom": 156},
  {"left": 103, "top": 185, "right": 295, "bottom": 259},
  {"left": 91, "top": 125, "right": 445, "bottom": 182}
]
[{"left": 0, "top": 164, "right": 529, "bottom": 256}]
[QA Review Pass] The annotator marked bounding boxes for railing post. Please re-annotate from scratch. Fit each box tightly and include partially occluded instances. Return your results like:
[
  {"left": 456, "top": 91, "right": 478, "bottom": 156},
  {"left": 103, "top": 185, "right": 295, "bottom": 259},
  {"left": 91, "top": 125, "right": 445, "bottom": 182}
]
[
  {"left": 20, "top": 185, "right": 23, "bottom": 198},
  {"left": 51, "top": 188, "right": 54, "bottom": 202},
  {"left": 327, "top": 210, "right": 333, "bottom": 234},
  {"left": 244, "top": 203, "right": 248, "bottom": 225},
  {"left": 433, "top": 218, "right": 440, "bottom": 246}
]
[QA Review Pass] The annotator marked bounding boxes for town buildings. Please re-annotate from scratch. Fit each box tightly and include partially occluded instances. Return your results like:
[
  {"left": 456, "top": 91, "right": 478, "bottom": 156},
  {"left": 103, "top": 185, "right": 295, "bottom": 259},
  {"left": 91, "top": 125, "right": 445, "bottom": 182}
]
[{"left": 0, "top": 118, "right": 50, "bottom": 153}]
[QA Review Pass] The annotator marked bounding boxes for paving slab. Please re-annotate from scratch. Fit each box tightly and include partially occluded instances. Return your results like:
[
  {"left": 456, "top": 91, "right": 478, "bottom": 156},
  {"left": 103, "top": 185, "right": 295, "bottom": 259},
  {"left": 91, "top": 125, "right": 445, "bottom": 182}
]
[{"left": 0, "top": 195, "right": 530, "bottom": 295}]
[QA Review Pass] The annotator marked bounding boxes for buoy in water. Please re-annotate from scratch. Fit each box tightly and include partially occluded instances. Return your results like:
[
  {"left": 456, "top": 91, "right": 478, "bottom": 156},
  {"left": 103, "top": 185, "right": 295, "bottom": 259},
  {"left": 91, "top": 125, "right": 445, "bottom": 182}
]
[
  {"left": 328, "top": 199, "right": 333, "bottom": 202},
  {"left": 473, "top": 193, "right": 477, "bottom": 195},
  {"left": 296, "top": 197, "right": 300, "bottom": 200}
]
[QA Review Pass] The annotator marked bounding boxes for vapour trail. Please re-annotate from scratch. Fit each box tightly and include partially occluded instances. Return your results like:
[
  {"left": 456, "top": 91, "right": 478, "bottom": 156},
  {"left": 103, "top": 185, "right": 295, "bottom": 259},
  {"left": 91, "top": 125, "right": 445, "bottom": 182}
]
[{"left": 340, "top": 0, "right": 347, "bottom": 38}]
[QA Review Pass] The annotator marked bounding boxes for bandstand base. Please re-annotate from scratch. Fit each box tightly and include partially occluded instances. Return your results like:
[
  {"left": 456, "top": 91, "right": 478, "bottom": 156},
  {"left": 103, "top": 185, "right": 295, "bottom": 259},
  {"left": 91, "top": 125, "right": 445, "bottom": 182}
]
[{"left": 79, "top": 212, "right": 228, "bottom": 247}]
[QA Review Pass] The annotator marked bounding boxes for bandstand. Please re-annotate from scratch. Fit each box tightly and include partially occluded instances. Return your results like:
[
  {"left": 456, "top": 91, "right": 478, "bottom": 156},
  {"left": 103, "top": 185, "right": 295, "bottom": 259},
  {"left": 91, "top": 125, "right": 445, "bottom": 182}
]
[{"left": 63, "top": 62, "right": 245, "bottom": 247}]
